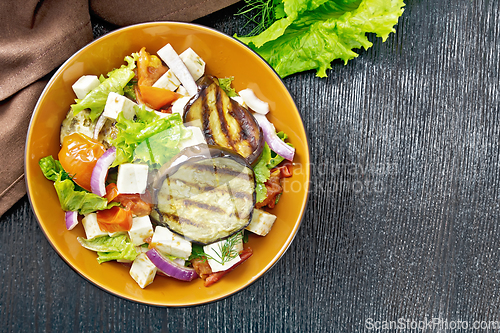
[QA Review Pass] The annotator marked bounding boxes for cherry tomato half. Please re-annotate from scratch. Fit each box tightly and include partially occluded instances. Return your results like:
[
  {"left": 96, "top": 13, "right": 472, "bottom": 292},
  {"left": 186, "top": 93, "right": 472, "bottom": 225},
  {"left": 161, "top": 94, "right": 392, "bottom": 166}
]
[
  {"left": 58, "top": 133, "right": 106, "bottom": 191},
  {"left": 97, "top": 206, "right": 133, "bottom": 233}
]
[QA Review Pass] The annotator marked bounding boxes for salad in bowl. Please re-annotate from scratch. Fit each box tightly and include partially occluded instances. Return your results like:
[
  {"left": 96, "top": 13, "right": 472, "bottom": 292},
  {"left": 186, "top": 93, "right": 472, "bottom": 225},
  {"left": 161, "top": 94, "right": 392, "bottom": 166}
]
[{"left": 26, "top": 22, "right": 309, "bottom": 306}]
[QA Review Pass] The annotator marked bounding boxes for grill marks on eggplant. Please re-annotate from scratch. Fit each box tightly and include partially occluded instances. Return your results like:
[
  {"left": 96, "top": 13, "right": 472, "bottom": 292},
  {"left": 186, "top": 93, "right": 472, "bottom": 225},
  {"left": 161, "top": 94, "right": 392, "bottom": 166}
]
[
  {"left": 184, "top": 162, "right": 251, "bottom": 179},
  {"left": 155, "top": 156, "right": 255, "bottom": 244},
  {"left": 215, "top": 87, "right": 234, "bottom": 150},
  {"left": 161, "top": 178, "right": 253, "bottom": 202},
  {"left": 182, "top": 199, "right": 226, "bottom": 214},
  {"left": 184, "top": 76, "right": 264, "bottom": 164},
  {"left": 200, "top": 86, "right": 215, "bottom": 145}
]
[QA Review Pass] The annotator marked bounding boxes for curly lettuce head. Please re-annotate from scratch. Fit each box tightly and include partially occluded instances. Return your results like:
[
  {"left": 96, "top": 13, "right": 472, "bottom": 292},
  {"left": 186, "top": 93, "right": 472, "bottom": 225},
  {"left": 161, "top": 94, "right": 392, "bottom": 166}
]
[{"left": 237, "top": 0, "right": 405, "bottom": 78}]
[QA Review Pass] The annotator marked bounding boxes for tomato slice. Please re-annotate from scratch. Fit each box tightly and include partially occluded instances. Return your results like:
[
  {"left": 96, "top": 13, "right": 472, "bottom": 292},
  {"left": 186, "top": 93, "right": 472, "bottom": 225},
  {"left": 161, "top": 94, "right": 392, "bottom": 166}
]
[
  {"left": 105, "top": 183, "right": 119, "bottom": 203},
  {"left": 137, "top": 47, "right": 168, "bottom": 86},
  {"left": 97, "top": 206, "right": 133, "bottom": 232},
  {"left": 114, "top": 193, "right": 152, "bottom": 217},
  {"left": 204, "top": 247, "right": 253, "bottom": 287},
  {"left": 117, "top": 194, "right": 153, "bottom": 217},
  {"left": 137, "top": 85, "right": 180, "bottom": 110},
  {"left": 274, "top": 161, "right": 293, "bottom": 178},
  {"left": 105, "top": 184, "right": 152, "bottom": 217},
  {"left": 255, "top": 169, "right": 283, "bottom": 209},
  {"left": 58, "top": 133, "right": 106, "bottom": 191},
  {"left": 135, "top": 47, "right": 180, "bottom": 109}
]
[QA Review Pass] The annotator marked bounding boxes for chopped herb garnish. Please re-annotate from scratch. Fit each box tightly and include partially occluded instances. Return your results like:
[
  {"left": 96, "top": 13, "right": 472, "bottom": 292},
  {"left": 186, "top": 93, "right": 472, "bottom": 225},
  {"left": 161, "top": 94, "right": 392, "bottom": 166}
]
[{"left": 188, "top": 233, "right": 244, "bottom": 265}]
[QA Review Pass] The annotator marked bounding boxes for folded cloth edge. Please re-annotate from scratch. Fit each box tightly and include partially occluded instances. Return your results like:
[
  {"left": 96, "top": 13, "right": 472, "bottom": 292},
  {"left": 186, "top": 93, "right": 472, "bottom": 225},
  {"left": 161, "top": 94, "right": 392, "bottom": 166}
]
[
  {"left": 90, "top": 0, "right": 240, "bottom": 27},
  {"left": 0, "top": 174, "right": 26, "bottom": 218}
]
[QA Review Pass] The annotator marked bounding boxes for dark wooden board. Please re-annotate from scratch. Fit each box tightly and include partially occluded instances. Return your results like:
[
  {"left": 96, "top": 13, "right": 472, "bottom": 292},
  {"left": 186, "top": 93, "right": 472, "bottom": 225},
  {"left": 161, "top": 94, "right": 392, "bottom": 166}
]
[{"left": 3, "top": 1, "right": 500, "bottom": 331}]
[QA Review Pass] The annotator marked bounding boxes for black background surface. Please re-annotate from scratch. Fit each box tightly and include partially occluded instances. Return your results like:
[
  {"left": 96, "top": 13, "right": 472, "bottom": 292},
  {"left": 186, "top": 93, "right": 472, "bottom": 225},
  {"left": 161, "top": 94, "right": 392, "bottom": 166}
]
[{"left": 3, "top": 1, "right": 500, "bottom": 332}]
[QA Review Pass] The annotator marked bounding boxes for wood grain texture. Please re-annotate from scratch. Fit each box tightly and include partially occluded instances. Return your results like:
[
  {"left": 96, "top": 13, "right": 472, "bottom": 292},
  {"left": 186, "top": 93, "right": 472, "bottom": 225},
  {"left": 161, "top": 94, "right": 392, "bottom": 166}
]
[{"left": 3, "top": 0, "right": 500, "bottom": 331}]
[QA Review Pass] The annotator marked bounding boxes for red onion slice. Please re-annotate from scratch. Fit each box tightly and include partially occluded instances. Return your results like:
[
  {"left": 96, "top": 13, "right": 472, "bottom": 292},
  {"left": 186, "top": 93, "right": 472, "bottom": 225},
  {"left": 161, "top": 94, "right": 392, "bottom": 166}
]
[
  {"left": 65, "top": 210, "right": 79, "bottom": 230},
  {"left": 90, "top": 146, "right": 116, "bottom": 197},
  {"left": 146, "top": 248, "right": 198, "bottom": 282},
  {"left": 253, "top": 113, "right": 295, "bottom": 161}
]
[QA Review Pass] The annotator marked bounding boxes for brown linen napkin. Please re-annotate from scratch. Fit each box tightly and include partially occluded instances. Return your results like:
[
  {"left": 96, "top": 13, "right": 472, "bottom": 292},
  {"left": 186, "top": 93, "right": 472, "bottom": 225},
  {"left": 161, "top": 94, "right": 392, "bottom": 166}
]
[{"left": 0, "top": 0, "right": 239, "bottom": 217}]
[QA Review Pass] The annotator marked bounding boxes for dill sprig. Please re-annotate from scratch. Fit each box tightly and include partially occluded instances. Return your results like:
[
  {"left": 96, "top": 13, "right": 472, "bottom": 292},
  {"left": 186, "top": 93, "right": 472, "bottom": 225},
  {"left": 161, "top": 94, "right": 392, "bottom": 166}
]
[
  {"left": 210, "top": 233, "right": 244, "bottom": 265},
  {"left": 236, "top": 0, "right": 285, "bottom": 37},
  {"left": 189, "top": 233, "right": 244, "bottom": 265}
]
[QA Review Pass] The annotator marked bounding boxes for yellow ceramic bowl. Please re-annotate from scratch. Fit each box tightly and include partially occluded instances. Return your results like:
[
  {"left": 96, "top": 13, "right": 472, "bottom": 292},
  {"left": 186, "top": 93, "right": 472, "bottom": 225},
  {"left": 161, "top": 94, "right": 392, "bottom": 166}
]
[{"left": 25, "top": 22, "right": 310, "bottom": 306}]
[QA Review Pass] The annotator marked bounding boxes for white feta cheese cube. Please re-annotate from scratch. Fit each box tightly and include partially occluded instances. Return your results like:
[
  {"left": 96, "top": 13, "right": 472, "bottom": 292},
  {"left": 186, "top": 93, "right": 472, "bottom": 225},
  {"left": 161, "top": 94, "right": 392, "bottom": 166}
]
[
  {"left": 152, "top": 70, "right": 180, "bottom": 91},
  {"left": 234, "top": 232, "right": 244, "bottom": 253},
  {"left": 72, "top": 75, "right": 100, "bottom": 99},
  {"left": 157, "top": 44, "right": 197, "bottom": 96},
  {"left": 171, "top": 96, "right": 192, "bottom": 117},
  {"left": 116, "top": 163, "right": 149, "bottom": 194},
  {"left": 238, "top": 89, "right": 269, "bottom": 114},
  {"left": 203, "top": 240, "right": 241, "bottom": 273},
  {"left": 151, "top": 226, "right": 191, "bottom": 259},
  {"left": 81, "top": 213, "right": 107, "bottom": 240},
  {"left": 103, "top": 92, "right": 137, "bottom": 120},
  {"left": 178, "top": 126, "right": 207, "bottom": 150},
  {"left": 129, "top": 253, "right": 157, "bottom": 288},
  {"left": 246, "top": 209, "right": 277, "bottom": 236},
  {"left": 179, "top": 48, "right": 205, "bottom": 81},
  {"left": 128, "top": 216, "right": 154, "bottom": 246},
  {"left": 176, "top": 85, "right": 189, "bottom": 97}
]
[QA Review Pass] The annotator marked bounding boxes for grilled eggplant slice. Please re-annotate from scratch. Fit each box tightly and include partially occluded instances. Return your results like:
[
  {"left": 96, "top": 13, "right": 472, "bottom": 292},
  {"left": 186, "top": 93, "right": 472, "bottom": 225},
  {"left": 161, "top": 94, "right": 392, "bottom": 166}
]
[
  {"left": 151, "top": 144, "right": 255, "bottom": 245},
  {"left": 60, "top": 108, "right": 117, "bottom": 148},
  {"left": 183, "top": 76, "right": 264, "bottom": 165}
]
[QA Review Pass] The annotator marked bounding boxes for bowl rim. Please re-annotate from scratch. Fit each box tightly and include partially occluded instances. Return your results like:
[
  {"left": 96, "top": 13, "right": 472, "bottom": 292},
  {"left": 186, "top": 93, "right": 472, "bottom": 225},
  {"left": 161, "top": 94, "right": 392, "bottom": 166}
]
[{"left": 25, "top": 21, "right": 310, "bottom": 307}]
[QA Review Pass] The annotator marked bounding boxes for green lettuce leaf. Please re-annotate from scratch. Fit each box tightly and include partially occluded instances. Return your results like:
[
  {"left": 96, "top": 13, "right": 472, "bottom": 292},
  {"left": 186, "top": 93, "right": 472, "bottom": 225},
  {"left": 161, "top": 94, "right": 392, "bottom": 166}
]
[
  {"left": 97, "top": 246, "right": 137, "bottom": 264},
  {"left": 238, "top": 0, "right": 331, "bottom": 48},
  {"left": 218, "top": 77, "right": 238, "bottom": 97},
  {"left": 253, "top": 143, "right": 271, "bottom": 203},
  {"left": 77, "top": 234, "right": 129, "bottom": 252},
  {"left": 39, "top": 155, "right": 84, "bottom": 190},
  {"left": 253, "top": 131, "right": 293, "bottom": 203},
  {"left": 255, "top": 182, "right": 268, "bottom": 203},
  {"left": 77, "top": 235, "right": 138, "bottom": 264},
  {"left": 71, "top": 54, "right": 138, "bottom": 121},
  {"left": 254, "top": 144, "right": 272, "bottom": 184},
  {"left": 39, "top": 155, "right": 116, "bottom": 213},
  {"left": 111, "top": 107, "right": 188, "bottom": 168},
  {"left": 53, "top": 174, "right": 119, "bottom": 215},
  {"left": 237, "top": 0, "right": 405, "bottom": 78},
  {"left": 133, "top": 125, "right": 187, "bottom": 168},
  {"left": 39, "top": 155, "right": 65, "bottom": 182},
  {"left": 124, "top": 79, "right": 137, "bottom": 100}
]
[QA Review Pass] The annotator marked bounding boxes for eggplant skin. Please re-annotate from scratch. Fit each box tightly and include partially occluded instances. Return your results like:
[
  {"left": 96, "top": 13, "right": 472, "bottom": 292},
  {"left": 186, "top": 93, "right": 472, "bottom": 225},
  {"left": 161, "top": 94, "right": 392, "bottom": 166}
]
[
  {"left": 183, "top": 76, "right": 264, "bottom": 165},
  {"left": 152, "top": 146, "right": 255, "bottom": 245}
]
